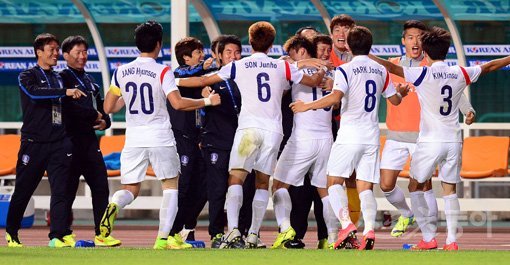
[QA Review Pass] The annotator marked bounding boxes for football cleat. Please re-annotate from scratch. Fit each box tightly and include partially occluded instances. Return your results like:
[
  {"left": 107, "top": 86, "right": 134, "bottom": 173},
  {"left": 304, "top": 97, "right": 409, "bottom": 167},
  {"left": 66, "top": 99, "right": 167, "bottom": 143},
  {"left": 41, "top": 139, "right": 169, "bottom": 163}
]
[
  {"left": 219, "top": 229, "right": 245, "bottom": 249},
  {"left": 99, "top": 203, "right": 119, "bottom": 238},
  {"left": 6, "top": 233, "right": 22, "bottom": 247},
  {"left": 391, "top": 215, "right": 415, "bottom": 237},
  {"left": 358, "top": 230, "right": 375, "bottom": 250},
  {"left": 443, "top": 242, "right": 459, "bottom": 251},
  {"left": 271, "top": 227, "right": 296, "bottom": 249},
  {"left": 167, "top": 234, "right": 192, "bottom": 249},
  {"left": 334, "top": 223, "right": 357, "bottom": 249},
  {"left": 245, "top": 233, "right": 266, "bottom": 249},
  {"left": 411, "top": 238, "right": 438, "bottom": 250},
  {"left": 94, "top": 235, "right": 121, "bottom": 247}
]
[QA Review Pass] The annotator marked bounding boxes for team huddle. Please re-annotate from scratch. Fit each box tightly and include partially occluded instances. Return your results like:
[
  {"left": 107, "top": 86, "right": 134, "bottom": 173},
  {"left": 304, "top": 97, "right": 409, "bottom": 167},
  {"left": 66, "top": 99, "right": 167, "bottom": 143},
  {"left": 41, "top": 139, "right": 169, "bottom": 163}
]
[{"left": 6, "top": 14, "right": 510, "bottom": 251}]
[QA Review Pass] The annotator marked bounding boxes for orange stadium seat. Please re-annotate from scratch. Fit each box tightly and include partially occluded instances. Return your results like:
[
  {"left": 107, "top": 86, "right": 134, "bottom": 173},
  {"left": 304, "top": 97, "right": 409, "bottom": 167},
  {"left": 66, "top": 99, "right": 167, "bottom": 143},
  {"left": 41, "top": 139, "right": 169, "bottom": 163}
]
[
  {"left": 461, "top": 136, "right": 510, "bottom": 179},
  {"left": 99, "top": 135, "right": 125, "bottom": 177},
  {"left": 0, "top": 134, "right": 20, "bottom": 176}
]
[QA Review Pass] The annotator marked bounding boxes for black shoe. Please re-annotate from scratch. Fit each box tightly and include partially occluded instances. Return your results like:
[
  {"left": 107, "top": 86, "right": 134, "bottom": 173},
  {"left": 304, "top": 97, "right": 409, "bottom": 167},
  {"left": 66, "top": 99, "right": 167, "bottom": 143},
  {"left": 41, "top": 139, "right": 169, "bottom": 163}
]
[
  {"left": 284, "top": 239, "right": 305, "bottom": 249},
  {"left": 211, "top": 233, "right": 223, "bottom": 249}
]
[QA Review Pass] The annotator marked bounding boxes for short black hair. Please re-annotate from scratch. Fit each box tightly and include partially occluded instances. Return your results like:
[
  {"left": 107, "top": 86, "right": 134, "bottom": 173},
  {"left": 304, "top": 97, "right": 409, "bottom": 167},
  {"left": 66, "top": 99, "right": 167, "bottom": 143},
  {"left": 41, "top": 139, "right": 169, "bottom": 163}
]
[
  {"left": 346, "top": 26, "right": 372, "bottom": 56},
  {"left": 135, "top": 20, "right": 163, "bottom": 53},
  {"left": 295, "top": 26, "right": 318, "bottom": 36},
  {"left": 211, "top": 35, "right": 227, "bottom": 55},
  {"left": 421, "top": 26, "right": 451, "bottom": 60},
  {"left": 283, "top": 36, "right": 317, "bottom": 58},
  {"left": 329, "top": 14, "right": 355, "bottom": 33},
  {"left": 33, "top": 33, "right": 59, "bottom": 59},
  {"left": 313, "top": 34, "right": 332, "bottom": 48},
  {"left": 174, "top": 37, "right": 204, "bottom": 66},
  {"left": 402, "top": 20, "right": 428, "bottom": 38},
  {"left": 217, "top": 35, "right": 242, "bottom": 55},
  {"left": 61, "top": 35, "right": 88, "bottom": 54}
]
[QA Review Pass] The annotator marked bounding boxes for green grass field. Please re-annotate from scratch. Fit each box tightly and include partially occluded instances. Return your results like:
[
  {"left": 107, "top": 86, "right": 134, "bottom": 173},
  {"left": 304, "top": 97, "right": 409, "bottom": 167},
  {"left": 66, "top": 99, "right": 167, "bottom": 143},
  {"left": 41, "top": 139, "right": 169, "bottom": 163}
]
[{"left": 1, "top": 248, "right": 507, "bottom": 265}]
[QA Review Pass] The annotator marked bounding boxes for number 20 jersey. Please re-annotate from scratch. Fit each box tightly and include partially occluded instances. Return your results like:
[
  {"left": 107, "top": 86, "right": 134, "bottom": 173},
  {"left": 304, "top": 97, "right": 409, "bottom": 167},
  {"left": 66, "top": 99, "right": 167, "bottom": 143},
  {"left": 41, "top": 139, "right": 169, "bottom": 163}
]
[
  {"left": 111, "top": 57, "right": 178, "bottom": 147},
  {"left": 334, "top": 55, "right": 396, "bottom": 145},
  {"left": 403, "top": 62, "right": 481, "bottom": 143},
  {"left": 217, "top": 52, "right": 304, "bottom": 135}
]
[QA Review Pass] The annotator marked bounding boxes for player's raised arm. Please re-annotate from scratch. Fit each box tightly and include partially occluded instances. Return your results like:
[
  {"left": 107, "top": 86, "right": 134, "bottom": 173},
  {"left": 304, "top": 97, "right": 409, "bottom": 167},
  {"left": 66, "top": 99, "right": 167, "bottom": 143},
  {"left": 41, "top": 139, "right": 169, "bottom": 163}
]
[
  {"left": 175, "top": 74, "right": 223, "bottom": 88},
  {"left": 290, "top": 89, "right": 343, "bottom": 113},
  {"left": 387, "top": 83, "right": 409, "bottom": 106},
  {"left": 369, "top": 54, "right": 405, "bottom": 78},
  {"left": 167, "top": 90, "right": 220, "bottom": 111},
  {"left": 299, "top": 67, "right": 326, "bottom": 87},
  {"left": 480, "top": 55, "right": 510, "bottom": 75}
]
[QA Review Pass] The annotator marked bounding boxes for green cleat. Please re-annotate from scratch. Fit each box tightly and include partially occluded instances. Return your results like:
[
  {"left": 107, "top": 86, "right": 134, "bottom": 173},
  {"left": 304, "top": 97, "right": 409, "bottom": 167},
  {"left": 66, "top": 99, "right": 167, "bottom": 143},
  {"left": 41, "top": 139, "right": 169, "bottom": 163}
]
[
  {"left": 153, "top": 238, "right": 168, "bottom": 250},
  {"left": 100, "top": 203, "right": 119, "bottom": 238},
  {"left": 63, "top": 234, "right": 76, "bottom": 247},
  {"left": 48, "top": 238, "right": 72, "bottom": 248},
  {"left": 391, "top": 215, "right": 415, "bottom": 237},
  {"left": 94, "top": 235, "right": 121, "bottom": 247},
  {"left": 167, "top": 234, "right": 192, "bottom": 249},
  {"left": 211, "top": 233, "right": 223, "bottom": 248},
  {"left": 317, "top": 239, "right": 328, "bottom": 249},
  {"left": 271, "top": 227, "right": 296, "bottom": 249},
  {"left": 6, "top": 233, "right": 23, "bottom": 247}
]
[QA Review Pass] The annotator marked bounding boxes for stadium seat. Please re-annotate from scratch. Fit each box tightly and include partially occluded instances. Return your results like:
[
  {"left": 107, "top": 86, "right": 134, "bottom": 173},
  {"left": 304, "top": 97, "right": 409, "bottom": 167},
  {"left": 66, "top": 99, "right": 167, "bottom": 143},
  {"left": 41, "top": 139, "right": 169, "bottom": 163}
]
[
  {"left": 99, "top": 135, "right": 125, "bottom": 177},
  {"left": 0, "top": 135, "right": 20, "bottom": 176},
  {"left": 460, "top": 136, "right": 510, "bottom": 178}
]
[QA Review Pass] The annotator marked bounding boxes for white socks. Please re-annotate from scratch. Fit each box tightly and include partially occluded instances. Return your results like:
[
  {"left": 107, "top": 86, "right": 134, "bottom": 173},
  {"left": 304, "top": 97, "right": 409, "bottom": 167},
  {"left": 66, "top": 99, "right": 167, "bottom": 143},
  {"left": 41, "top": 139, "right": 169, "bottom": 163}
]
[
  {"left": 327, "top": 184, "right": 352, "bottom": 229},
  {"left": 444, "top": 193, "right": 460, "bottom": 244},
  {"left": 410, "top": 191, "right": 435, "bottom": 242},
  {"left": 226, "top": 185, "right": 243, "bottom": 232},
  {"left": 273, "top": 188, "right": 292, "bottom": 231},
  {"left": 157, "top": 189, "right": 178, "bottom": 238},
  {"left": 359, "top": 190, "right": 377, "bottom": 235},
  {"left": 112, "top": 189, "right": 134, "bottom": 209},
  {"left": 384, "top": 186, "right": 413, "bottom": 218},
  {"left": 248, "top": 189, "right": 269, "bottom": 235},
  {"left": 321, "top": 196, "right": 338, "bottom": 244}
]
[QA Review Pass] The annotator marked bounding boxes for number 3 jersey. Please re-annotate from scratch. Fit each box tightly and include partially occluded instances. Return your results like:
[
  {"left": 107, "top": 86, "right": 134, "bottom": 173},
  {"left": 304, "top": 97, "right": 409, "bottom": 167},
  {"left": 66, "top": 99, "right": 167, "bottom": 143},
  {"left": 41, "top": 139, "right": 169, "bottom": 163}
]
[
  {"left": 334, "top": 55, "right": 396, "bottom": 145},
  {"left": 111, "top": 57, "right": 178, "bottom": 147},
  {"left": 403, "top": 62, "right": 481, "bottom": 143},
  {"left": 216, "top": 52, "right": 304, "bottom": 135}
]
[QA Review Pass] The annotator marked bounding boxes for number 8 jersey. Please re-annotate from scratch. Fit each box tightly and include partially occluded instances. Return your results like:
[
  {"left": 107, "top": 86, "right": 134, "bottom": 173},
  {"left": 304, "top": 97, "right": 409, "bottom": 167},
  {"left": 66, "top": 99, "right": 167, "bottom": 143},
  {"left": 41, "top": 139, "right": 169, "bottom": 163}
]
[
  {"left": 403, "top": 62, "right": 481, "bottom": 143},
  {"left": 110, "top": 57, "right": 178, "bottom": 147},
  {"left": 334, "top": 55, "right": 395, "bottom": 145},
  {"left": 216, "top": 52, "right": 303, "bottom": 135}
]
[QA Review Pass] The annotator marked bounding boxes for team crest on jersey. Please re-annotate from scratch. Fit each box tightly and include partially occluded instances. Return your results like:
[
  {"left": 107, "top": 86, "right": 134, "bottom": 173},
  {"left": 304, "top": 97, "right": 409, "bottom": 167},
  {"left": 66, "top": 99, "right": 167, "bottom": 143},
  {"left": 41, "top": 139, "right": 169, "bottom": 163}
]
[
  {"left": 181, "top": 155, "right": 189, "bottom": 167},
  {"left": 210, "top": 153, "right": 218, "bottom": 165},
  {"left": 21, "top": 154, "right": 30, "bottom": 165}
]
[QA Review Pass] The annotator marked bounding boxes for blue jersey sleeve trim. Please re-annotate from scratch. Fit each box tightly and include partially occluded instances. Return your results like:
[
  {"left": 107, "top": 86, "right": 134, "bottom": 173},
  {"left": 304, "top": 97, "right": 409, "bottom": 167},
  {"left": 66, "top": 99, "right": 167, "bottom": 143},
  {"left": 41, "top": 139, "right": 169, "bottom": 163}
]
[
  {"left": 413, "top": 67, "right": 428, "bottom": 87},
  {"left": 230, "top": 62, "right": 236, "bottom": 80},
  {"left": 18, "top": 74, "right": 63, "bottom": 100},
  {"left": 338, "top": 66, "right": 348, "bottom": 85},
  {"left": 113, "top": 69, "right": 120, "bottom": 87}
]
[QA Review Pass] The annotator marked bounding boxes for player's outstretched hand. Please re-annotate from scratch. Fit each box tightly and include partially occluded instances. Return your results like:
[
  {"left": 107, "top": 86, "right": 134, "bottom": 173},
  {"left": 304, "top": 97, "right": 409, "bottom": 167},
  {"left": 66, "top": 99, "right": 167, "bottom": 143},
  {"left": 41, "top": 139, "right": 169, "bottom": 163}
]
[
  {"left": 203, "top": 57, "right": 214, "bottom": 70},
  {"left": 208, "top": 90, "right": 221, "bottom": 106},
  {"left": 66, "top": 88, "right": 87, "bottom": 99},
  {"left": 290, "top": 100, "right": 306, "bottom": 113},
  {"left": 465, "top": 111, "right": 475, "bottom": 125},
  {"left": 202, "top": 86, "right": 212, "bottom": 98},
  {"left": 396, "top": 83, "right": 410, "bottom": 97}
]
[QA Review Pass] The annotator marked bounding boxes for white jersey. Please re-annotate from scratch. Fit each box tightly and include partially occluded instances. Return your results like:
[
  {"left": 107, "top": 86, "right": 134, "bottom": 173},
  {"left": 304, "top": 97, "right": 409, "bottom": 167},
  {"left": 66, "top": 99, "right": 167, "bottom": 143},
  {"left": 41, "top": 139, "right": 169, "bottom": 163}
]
[
  {"left": 404, "top": 62, "right": 481, "bottom": 143},
  {"left": 111, "top": 57, "right": 178, "bottom": 147},
  {"left": 217, "top": 52, "right": 303, "bottom": 135},
  {"left": 334, "top": 55, "right": 396, "bottom": 145},
  {"left": 290, "top": 66, "right": 333, "bottom": 140}
]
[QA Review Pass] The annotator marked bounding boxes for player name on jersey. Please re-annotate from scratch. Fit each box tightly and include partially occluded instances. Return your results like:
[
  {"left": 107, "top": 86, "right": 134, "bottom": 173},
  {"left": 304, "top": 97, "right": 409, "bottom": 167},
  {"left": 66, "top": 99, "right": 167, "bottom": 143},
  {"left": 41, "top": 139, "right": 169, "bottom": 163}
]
[
  {"left": 121, "top": 67, "right": 157, "bottom": 79},
  {"left": 432, "top": 72, "right": 459, "bottom": 80},
  {"left": 352, "top": 66, "right": 384, "bottom": 76},
  {"left": 245, "top": 61, "right": 278, "bottom": 69}
]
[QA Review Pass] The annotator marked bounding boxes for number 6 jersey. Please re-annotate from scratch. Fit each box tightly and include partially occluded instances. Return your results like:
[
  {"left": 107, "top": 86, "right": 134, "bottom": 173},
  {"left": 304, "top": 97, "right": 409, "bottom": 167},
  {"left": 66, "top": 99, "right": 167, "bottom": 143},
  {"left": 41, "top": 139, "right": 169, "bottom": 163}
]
[
  {"left": 403, "top": 62, "right": 481, "bottom": 143},
  {"left": 334, "top": 55, "right": 396, "bottom": 145},
  {"left": 110, "top": 57, "right": 178, "bottom": 147},
  {"left": 216, "top": 52, "right": 303, "bottom": 135}
]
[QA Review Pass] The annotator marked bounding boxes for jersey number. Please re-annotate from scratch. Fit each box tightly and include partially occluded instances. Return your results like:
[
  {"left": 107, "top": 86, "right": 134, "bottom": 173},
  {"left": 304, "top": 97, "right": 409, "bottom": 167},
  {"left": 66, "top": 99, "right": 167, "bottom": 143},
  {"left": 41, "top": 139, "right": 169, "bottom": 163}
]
[
  {"left": 126, "top": 82, "right": 154, "bottom": 114},
  {"left": 440, "top": 85, "right": 453, "bottom": 116},
  {"left": 312, "top": 87, "right": 331, "bottom": 111},
  {"left": 257, "top": 73, "right": 271, "bottom": 102},
  {"left": 364, "top": 80, "right": 376, "bottom": 112}
]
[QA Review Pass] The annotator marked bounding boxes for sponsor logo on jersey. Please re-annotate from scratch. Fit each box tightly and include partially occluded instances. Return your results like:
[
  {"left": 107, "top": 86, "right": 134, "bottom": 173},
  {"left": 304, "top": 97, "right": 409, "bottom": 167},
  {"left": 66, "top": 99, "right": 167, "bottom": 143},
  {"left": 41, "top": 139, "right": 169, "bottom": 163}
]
[
  {"left": 181, "top": 155, "right": 189, "bottom": 167},
  {"left": 210, "top": 153, "right": 218, "bottom": 165},
  {"left": 22, "top": 154, "right": 30, "bottom": 165}
]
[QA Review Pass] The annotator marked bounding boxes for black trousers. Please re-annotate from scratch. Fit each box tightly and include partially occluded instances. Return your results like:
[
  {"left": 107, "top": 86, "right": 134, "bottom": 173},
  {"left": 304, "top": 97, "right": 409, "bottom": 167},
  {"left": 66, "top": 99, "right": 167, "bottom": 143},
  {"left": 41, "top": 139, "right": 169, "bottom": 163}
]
[
  {"left": 288, "top": 175, "right": 328, "bottom": 240},
  {"left": 202, "top": 147, "right": 255, "bottom": 238},
  {"left": 65, "top": 133, "right": 109, "bottom": 236},
  {"left": 170, "top": 133, "right": 208, "bottom": 235},
  {"left": 7, "top": 137, "right": 73, "bottom": 239}
]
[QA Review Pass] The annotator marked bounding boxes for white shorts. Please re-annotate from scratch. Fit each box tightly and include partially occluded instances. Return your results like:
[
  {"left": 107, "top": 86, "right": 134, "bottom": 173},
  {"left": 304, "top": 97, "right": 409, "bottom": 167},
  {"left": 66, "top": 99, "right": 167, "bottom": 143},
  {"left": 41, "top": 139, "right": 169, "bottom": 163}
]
[
  {"left": 410, "top": 142, "right": 462, "bottom": 184},
  {"left": 380, "top": 140, "right": 416, "bottom": 171},
  {"left": 229, "top": 128, "right": 283, "bottom": 176},
  {"left": 273, "top": 138, "right": 333, "bottom": 188},
  {"left": 120, "top": 146, "right": 180, "bottom": 184},
  {"left": 327, "top": 144, "right": 380, "bottom": 184}
]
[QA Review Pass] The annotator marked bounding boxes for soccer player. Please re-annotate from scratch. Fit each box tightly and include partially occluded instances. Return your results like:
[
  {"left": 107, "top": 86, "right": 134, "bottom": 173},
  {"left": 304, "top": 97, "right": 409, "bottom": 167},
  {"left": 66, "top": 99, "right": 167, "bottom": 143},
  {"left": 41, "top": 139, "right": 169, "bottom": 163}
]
[
  {"left": 380, "top": 21, "right": 476, "bottom": 238},
  {"left": 271, "top": 36, "right": 338, "bottom": 249},
  {"left": 167, "top": 36, "right": 216, "bottom": 248},
  {"left": 372, "top": 26, "right": 510, "bottom": 250},
  {"left": 176, "top": 21, "right": 325, "bottom": 248},
  {"left": 60, "top": 35, "right": 120, "bottom": 247},
  {"left": 6, "top": 33, "right": 86, "bottom": 248},
  {"left": 328, "top": 14, "right": 361, "bottom": 227},
  {"left": 99, "top": 20, "right": 220, "bottom": 250},
  {"left": 291, "top": 26, "right": 409, "bottom": 250}
]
